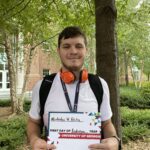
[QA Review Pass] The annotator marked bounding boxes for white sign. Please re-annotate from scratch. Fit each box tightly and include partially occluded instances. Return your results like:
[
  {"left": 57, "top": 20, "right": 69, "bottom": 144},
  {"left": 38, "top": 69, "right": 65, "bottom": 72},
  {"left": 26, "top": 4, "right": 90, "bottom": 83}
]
[{"left": 47, "top": 112, "right": 101, "bottom": 150}]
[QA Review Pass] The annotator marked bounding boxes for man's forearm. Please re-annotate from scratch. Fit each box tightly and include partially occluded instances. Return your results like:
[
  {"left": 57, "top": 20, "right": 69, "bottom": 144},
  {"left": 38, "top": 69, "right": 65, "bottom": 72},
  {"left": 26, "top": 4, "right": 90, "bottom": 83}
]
[
  {"left": 27, "top": 117, "right": 41, "bottom": 145},
  {"left": 102, "top": 119, "right": 117, "bottom": 138}
]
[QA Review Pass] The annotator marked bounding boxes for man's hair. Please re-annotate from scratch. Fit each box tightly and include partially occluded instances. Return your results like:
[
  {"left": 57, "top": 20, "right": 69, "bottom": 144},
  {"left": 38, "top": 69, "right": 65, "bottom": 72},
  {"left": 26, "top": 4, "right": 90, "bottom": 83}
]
[{"left": 58, "top": 26, "right": 87, "bottom": 48}]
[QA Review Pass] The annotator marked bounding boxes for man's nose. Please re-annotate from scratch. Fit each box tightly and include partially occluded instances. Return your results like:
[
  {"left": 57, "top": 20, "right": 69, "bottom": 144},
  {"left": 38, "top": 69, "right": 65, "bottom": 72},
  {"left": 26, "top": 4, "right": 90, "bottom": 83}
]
[{"left": 70, "top": 46, "right": 77, "bottom": 53}]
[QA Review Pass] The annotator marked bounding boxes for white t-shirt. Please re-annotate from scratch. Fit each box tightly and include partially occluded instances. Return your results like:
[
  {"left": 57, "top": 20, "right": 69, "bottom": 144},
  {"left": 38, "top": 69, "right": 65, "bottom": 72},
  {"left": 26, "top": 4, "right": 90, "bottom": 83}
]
[{"left": 29, "top": 73, "right": 112, "bottom": 128}]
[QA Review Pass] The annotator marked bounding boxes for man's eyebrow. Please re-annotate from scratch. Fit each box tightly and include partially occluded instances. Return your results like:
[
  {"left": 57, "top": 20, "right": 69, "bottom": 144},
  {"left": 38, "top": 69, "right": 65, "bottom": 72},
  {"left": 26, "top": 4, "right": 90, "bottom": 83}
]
[
  {"left": 76, "top": 43, "right": 83, "bottom": 45},
  {"left": 62, "top": 43, "right": 70, "bottom": 45}
]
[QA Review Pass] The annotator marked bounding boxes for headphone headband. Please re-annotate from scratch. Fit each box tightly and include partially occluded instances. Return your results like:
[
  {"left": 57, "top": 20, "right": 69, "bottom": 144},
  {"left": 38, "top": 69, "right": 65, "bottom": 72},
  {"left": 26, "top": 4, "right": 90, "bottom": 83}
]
[{"left": 60, "top": 69, "right": 88, "bottom": 84}]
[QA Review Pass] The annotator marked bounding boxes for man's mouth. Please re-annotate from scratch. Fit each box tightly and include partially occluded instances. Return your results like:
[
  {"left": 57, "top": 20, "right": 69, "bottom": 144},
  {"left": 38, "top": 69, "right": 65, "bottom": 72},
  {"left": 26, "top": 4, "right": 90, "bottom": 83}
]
[{"left": 68, "top": 57, "right": 80, "bottom": 59}]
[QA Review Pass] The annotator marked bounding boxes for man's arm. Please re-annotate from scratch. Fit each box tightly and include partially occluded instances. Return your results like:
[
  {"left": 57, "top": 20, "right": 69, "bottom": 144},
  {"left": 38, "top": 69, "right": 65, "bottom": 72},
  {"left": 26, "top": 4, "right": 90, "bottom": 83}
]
[
  {"left": 88, "top": 119, "right": 119, "bottom": 150},
  {"left": 102, "top": 119, "right": 117, "bottom": 138},
  {"left": 27, "top": 117, "right": 41, "bottom": 146},
  {"left": 27, "top": 117, "right": 56, "bottom": 150}
]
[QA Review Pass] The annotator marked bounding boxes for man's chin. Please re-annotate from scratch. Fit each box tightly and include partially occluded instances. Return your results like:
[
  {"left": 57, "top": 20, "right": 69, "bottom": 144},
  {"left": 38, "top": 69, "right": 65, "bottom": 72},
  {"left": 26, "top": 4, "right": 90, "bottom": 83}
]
[
  {"left": 62, "top": 62, "right": 83, "bottom": 72},
  {"left": 64, "top": 66, "right": 82, "bottom": 72},
  {"left": 68, "top": 66, "right": 81, "bottom": 71}
]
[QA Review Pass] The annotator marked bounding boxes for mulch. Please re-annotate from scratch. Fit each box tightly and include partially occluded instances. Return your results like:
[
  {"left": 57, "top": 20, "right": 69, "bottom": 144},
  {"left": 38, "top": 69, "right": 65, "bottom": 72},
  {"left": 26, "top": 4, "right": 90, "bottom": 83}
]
[
  {"left": 0, "top": 107, "right": 12, "bottom": 120},
  {"left": 123, "top": 138, "right": 150, "bottom": 150}
]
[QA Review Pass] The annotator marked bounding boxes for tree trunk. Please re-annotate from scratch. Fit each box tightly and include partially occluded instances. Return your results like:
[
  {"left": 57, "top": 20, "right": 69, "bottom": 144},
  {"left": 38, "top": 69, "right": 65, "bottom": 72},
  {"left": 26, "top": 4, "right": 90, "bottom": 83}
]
[
  {"left": 124, "top": 50, "right": 129, "bottom": 86},
  {"left": 130, "top": 59, "right": 137, "bottom": 88},
  {"left": 139, "top": 60, "right": 144, "bottom": 88},
  {"left": 18, "top": 46, "right": 34, "bottom": 112},
  {"left": 89, "top": 37, "right": 96, "bottom": 73},
  {"left": 95, "top": 0, "right": 121, "bottom": 137},
  {"left": 15, "top": 32, "right": 24, "bottom": 113},
  {"left": 15, "top": 33, "right": 19, "bottom": 93},
  {"left": 4, "top": 33, "right": 18, "bottom": 114}
]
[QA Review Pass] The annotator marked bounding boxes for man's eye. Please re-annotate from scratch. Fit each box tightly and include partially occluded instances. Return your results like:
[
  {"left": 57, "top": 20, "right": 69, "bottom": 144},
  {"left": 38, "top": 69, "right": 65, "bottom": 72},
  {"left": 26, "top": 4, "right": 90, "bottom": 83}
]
[
  {"left": 76, "top": 45, "right": 83, "bottom": 48},
  {"left": 63, "top": 45, "right": 70, "bottom": 48}
]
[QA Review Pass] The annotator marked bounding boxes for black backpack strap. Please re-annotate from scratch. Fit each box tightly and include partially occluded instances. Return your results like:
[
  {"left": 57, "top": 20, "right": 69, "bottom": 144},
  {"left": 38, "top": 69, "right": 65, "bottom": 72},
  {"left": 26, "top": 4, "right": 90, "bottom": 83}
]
[
  {"left": 39, "top": 73, "right": 56, "bottom": 132},
  {"left": 88, "top": 74, "right": 103, "bottom": 112}
]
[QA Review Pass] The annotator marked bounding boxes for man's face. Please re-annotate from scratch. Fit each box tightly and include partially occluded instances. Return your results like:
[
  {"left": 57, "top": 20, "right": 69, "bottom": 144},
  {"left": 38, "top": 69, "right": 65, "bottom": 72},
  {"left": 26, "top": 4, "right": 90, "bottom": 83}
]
[{"left": 57, "top": 36, "right": 87, "bottom": 72}]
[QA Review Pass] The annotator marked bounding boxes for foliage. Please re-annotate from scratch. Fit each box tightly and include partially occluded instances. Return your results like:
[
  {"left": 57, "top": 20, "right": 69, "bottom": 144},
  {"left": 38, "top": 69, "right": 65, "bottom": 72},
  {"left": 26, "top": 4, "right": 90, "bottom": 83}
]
[
  {"left": 122, "top": 124, "right": 149, "bottom": 143},
  {"left": 116, "top": 0, "right": 150, "bottom": 84},
  {"left": 0, "top": 0, "right": 95, "bottom": 53},
  {"left": 0, "top": 100, "right": 31, "bottom": 112},
  {"left": 141, "top": 82, "right": 150, "bottom": 100},
  {"left": 0, "top": 0, "right": 96, "bottom": 113},
  {"left": 0, "top": 107, "right": 149, "bottom": 147},
  {"left": 0, "top": 100, "right": 11, "bottom": 107},
  {"left": 121, "top": 107, "right": 150, "bottom": 126},
  {"left": 23, "top": 100, "right": 31, "bottom": 112},
  {"left": 121, "top": 107, "right": 150, "bottom": 143},
  {"left": 120, "top": 85, "right": 150, "bottom": 109},
  {"left": 0, "top": 115, "right": 27, "bottom": 150}
]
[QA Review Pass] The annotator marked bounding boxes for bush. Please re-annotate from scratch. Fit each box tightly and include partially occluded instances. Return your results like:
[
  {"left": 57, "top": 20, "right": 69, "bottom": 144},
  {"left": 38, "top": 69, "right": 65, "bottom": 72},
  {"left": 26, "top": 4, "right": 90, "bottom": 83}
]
[
  {"left": 141, "top": 82, "right": 150, "bottom": 101},
  {"left": 0, "top": 115, "right": 27, "bottom": 150},
  {"left": 122, "top": 124, "right": 149, "bottom": 143},
  {"left": 0, "top": 100, "right": 11, "bottom": 107},
  {"left": 0, "top": 100, "right": 31, "bottom": 112},
  {"left": 121, "top": 107, "right": 150, "bottom": 126},
  {"left": 23, "top": 101, "right": 31, "bottom": 112},
  {"left": 121, "top": 107, "right": 150, "bottom": 143},
  {"left": 0, "top": 106, "right": 149, "bottom": 148},
  {"left": 120, "top": 86, "right": 150, "bottom": 109}
]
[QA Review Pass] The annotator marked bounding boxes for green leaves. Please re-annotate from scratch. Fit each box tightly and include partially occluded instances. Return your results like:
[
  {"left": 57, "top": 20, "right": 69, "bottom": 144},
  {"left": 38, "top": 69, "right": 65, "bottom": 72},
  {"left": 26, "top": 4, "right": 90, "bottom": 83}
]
[
  {"left": 120, "top": 85, "right": 150, "bottom": 109},
  {"left": 0, "top": 115, "right": 27, "bottom": 149},
  {"left": 0, "top": 0, "right": 96, "bottom": 51},
  {"left": 117, "top": 0, "right": 150, "bottom": 81},
  {"left": 121, "top": 107, "right": 150, "bottom": 143}
]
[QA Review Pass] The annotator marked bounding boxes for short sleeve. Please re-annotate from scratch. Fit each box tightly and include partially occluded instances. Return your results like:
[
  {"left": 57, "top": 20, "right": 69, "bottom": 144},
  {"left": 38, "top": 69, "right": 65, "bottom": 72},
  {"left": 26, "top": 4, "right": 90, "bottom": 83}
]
[
  {"left": 29, "top": 80, "right": 42, "bottom": 120},
  {"left": 99, "top": 77, "right": 112, "bottom": 121}
]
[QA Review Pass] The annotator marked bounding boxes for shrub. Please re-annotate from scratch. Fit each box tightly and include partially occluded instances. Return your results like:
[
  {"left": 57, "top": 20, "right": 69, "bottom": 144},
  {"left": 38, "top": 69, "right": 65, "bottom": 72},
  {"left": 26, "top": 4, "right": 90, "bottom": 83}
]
[
  {"left": 0, "top": 106, "right": 149, "bottom": 148},
  {"left": 141, "top": 82, "right": 150, "bottom": 101},
  {"left": 0, "top": 115, "right": 27, "bottom": 150},
  {"left": 121, "top": 107, "right": 150, "bottom": 143},
  {"left": 23, "top": 101, "right": 31, "bottom": 112},
  {"left": 120, "top": 86, "right": 150, "bottom": 109},
  {"left": 122, "top": 124, "right": 149, "bottom": 143},
  {"left": 0, "top": 100, "right": 31, "bottom": 112},
  {"left": 121, "top": 107, "right": 150, "bottom": 126},
  {"left": 0, "top": 100, "right": 11, "bottom": 107}
]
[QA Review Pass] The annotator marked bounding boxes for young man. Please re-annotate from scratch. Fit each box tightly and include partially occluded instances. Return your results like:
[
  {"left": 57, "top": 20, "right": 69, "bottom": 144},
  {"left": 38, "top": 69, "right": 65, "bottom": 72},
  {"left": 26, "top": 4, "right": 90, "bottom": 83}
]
[{"left": 27, "top": 26, "right": 120, "bottom": 150}]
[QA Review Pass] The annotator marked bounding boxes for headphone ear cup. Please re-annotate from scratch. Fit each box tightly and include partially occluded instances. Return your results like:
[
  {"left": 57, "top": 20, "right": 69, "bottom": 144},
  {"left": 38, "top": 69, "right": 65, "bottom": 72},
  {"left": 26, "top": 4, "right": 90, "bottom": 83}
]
[
  {"left": 81, "top": 69, "right": 88, "bottom": 82},
  {"left": 60, "top": 71, "right": 75, "bottom": 84}
]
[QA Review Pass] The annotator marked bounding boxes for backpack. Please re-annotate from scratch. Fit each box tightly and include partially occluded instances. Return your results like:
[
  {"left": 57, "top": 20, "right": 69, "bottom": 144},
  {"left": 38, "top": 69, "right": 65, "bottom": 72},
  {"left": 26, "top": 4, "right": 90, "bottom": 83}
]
[{"left": 39, "top": 73, "right": 103, "bottom": 133}]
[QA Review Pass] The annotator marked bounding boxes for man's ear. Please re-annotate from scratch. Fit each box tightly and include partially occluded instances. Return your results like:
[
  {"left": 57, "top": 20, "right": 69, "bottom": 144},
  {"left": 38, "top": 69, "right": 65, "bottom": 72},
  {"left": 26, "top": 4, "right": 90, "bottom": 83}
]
[
  {"left": 57, "top": 48, "right": 61, "bottom": 57},
  {"left": 57, "top": 48, "right": 60, "bottom": 52}
]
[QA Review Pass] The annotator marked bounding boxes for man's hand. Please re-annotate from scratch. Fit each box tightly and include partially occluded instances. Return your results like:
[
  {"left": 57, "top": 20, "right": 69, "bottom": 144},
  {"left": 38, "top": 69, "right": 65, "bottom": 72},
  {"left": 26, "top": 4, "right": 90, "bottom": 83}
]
[
  {"left": 88, "top": 137, "right": 118, "bottom": 150},
  {"left": 31, "top": 138, "right": 56, "bottom": 150},
  {"left": 27, "top": 117, "right": 56, "bottom": 150}
]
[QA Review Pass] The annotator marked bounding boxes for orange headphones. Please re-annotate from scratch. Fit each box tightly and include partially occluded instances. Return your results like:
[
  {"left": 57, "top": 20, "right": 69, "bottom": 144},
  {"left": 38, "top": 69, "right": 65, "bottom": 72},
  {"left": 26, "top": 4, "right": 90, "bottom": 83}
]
[{"left": 60, "top": 69, "right": 88, "bottom": 84}]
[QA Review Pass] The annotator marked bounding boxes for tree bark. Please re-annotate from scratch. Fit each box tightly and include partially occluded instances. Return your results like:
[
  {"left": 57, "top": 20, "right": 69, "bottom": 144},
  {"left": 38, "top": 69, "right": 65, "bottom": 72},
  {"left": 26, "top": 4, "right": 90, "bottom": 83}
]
[
  {"left": 4, "top": 33, "right": 18, "bottom": 114},
  {"left": 95, "top": 0, "right": 121, "bottom": 137},
  {"left": 139, "top": 60, "right": 144, "bottom": 88},
  {"left": 130, "top": 59, "right": 137, "bottom": 88},
  {"left": 18, "top": 45, "right": 34, "bottom": 112},
  {"left": 124, "top": 50, "right": 129, "bottom": 86}
]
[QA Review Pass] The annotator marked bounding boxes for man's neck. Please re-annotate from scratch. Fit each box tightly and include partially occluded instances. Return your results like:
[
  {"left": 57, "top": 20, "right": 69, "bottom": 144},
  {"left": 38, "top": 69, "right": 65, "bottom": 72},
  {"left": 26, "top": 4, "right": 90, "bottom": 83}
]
[
  {"left": 61, "top": 67, "right": 81, "bottom": 81},
  {"left": 73, "top": 71, "right": 80, "bottom": 80}
]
